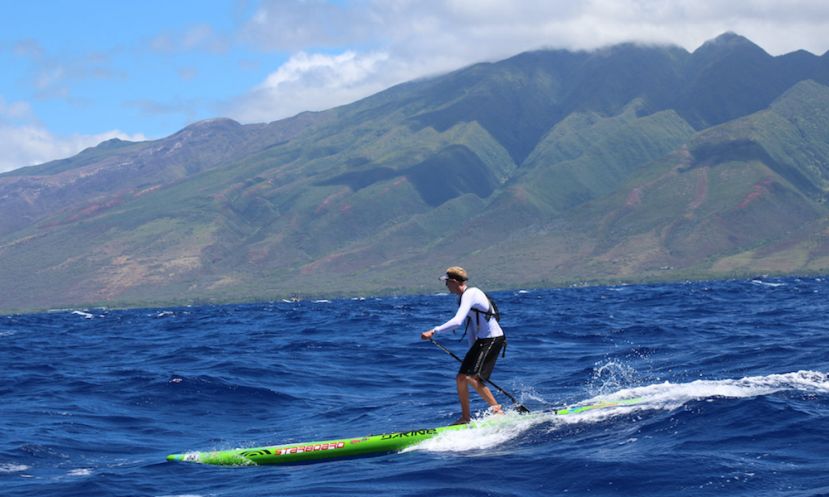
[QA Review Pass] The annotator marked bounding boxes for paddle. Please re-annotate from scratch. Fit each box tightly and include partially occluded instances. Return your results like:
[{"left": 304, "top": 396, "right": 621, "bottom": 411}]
[{"left": 430, "top": 338, "right": 530, "bottom": 414}]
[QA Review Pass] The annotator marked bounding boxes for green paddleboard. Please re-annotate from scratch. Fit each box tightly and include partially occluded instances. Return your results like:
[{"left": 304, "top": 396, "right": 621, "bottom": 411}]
[
  {"left": 166, "top": 423, "right": 473, "bottom": 465},
  {"left": 167, "top": 398, "right": 643, "bottom": 466}
]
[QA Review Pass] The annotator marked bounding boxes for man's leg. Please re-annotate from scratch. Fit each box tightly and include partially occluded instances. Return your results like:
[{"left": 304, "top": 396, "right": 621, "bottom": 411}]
[
  {"left": 456, "top": 374, "right": 503, "bottom": 423},
  {"left": 456, "top": 374, "right": 472, "bottom": 423},
  {"left": 468, "top": 375, "right": 503, "bottom": 414}
]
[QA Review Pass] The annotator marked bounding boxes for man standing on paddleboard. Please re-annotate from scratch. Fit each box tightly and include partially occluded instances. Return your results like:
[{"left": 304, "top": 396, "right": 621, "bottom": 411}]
[{"left": 421, "top": 266, "right": 506, "bottom": 424}]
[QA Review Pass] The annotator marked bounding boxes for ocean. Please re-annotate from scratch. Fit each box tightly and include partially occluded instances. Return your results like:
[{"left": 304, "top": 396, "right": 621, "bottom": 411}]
[{"left": 2, "top": 277, "right": 828, "bottom": 496}]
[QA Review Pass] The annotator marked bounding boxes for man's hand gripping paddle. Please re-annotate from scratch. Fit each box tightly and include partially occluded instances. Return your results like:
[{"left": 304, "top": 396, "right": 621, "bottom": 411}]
[{"left": 430, "top": 338, "right": 530, "bottom": 414}]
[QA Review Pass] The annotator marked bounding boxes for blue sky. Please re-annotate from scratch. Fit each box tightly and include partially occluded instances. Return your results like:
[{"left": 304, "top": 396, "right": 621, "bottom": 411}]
[{"left": 2, "top": 0, "right": 829, "bottom": 172}]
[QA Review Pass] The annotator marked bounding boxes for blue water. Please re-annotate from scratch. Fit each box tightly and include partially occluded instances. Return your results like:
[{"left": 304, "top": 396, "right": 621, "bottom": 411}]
[{"left": 2, "top": 277, "right": 829, "bottom": 497}]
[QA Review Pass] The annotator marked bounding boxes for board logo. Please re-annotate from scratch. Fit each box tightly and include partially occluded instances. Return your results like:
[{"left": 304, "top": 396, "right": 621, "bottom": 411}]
[
  {"left": 380, "top": 429, "right": 437, "bottom": 440},
  {"left": 277, "top": 442, "right": 345, "bottom": 456}
]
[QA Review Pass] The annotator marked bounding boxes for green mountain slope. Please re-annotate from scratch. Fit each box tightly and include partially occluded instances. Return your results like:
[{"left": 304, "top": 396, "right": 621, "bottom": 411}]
[{"left": 1, "top": 34, "right": 829, "bottom": 312}]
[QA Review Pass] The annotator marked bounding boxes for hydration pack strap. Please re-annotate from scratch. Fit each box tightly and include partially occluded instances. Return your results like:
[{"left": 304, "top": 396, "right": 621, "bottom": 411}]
[
  {"left": 455, "top": 293, "right": 506, "bottom": 357},
  {"left": 456, "top": 289, "right": 486, "bottom": 343}
]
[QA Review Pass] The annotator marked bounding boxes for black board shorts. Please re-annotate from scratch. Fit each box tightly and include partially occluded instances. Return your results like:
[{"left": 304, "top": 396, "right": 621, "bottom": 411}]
[{"left": 459, "top": 336, "right": 505, "bottom": 381}]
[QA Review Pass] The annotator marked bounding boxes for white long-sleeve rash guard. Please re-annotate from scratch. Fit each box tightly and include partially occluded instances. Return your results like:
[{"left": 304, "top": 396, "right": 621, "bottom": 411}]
[{"left": 433, "top": 287, "right": 504, "bottom": 346}]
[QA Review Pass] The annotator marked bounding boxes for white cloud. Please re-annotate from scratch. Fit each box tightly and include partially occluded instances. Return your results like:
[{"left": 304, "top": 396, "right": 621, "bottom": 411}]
[
  {"left": 262, "top": 50, "right": 389, "bottom": 88},
  {"left": 228, "top": 50, "right": 395, "bottom": 123},
  {"left": 1, "top": 96, "right": 147, "bottom": 173},
  {"left": 242, "top": 0, "right": 829, "bottom": 57},
  {"left": 0, "top": 123, "right": 145, "bottom": 174}
]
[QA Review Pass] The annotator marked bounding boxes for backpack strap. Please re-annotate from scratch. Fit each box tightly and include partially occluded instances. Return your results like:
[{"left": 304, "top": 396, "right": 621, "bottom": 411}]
[{"left": 456, "top": 291, "right": 501, "bottom": 353}]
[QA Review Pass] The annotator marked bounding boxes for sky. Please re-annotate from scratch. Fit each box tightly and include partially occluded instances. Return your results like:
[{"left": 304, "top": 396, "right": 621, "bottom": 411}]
[{"left": 2, "top": 0, "right": 829, "bottom": 173}]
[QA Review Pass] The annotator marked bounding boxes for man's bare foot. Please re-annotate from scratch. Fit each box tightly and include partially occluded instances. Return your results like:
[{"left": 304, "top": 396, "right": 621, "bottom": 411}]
[
  {"left": 451, "top": 416, "right": 471, "bottom": 425},
  {"left": 489, "top": 404, "right": 504, "bottom": 415}
]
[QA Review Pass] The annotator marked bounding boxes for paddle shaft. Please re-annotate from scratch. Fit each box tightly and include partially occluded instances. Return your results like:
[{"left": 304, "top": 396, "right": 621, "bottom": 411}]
[{"left": 430, "top": 338, "right": 529, "bottom": 413}]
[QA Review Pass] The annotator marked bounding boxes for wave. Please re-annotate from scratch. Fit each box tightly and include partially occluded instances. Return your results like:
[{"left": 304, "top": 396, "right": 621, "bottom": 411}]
[
  {"left": 750, "top": 279, "right": 786, "bottom": 288},
  {"left": 410, "top": 370, "right": 829, "bottom": 453},
  {"left": 0, "top": 463, "right": 30, "bottom": 474}
]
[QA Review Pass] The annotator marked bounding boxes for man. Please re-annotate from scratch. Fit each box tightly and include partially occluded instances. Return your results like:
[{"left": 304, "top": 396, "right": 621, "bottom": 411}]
[{"left": 421, "top": 266, "right": 506, "bottom": 424}]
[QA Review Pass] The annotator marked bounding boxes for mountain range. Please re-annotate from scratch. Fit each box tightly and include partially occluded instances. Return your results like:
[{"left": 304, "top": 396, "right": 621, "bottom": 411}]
[{"left": 2, "top": 32, "right": 829, "bottom": 313}]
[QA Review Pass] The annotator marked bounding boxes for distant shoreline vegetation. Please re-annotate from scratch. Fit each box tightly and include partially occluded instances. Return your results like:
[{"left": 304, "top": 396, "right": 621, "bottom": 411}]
[{"left": 8, "top": 270, "right": 826, "bottom": 316}]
